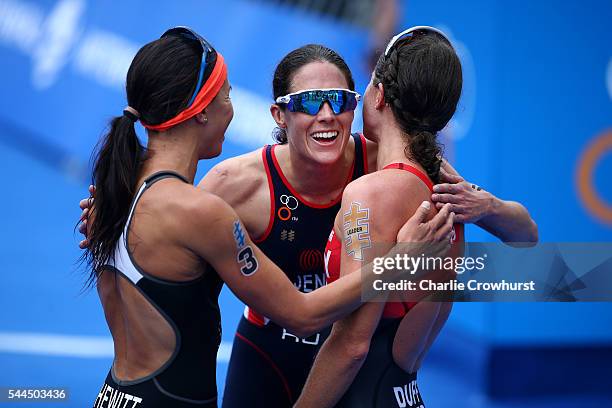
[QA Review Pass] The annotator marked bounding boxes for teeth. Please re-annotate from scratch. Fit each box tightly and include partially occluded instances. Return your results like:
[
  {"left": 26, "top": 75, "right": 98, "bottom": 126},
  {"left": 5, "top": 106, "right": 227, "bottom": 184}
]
[{"left": 312, "top": 131, "right": 338, "bottom": 139}]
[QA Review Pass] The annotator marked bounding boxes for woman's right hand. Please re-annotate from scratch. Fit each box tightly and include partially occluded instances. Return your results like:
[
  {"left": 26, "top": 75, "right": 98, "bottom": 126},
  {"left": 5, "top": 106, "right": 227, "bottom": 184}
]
[
  {"left": 396, "top": 201, "right": 455, "bottom": 259},
  {"left": 78, "top": 185, "right": 95, "bottom": 249}
]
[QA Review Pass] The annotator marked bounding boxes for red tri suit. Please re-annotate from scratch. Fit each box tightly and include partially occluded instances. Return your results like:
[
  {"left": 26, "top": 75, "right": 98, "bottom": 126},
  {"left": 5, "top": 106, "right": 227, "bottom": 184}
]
[{"left": 324, "top": 162, "right": 463, "bottom": 408}]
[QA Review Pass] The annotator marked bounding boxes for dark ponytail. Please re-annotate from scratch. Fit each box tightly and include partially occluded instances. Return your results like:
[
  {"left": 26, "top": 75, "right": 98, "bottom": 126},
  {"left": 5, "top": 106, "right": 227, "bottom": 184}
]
[
  {"left": 374, "top": 32, "right": 462, "bottom": 183},
  {"left": 84, "top": 115, "right": 143, "bottom": 287},
  {"left": 83, "top": 34, "right": 205, "bottom": 287}
]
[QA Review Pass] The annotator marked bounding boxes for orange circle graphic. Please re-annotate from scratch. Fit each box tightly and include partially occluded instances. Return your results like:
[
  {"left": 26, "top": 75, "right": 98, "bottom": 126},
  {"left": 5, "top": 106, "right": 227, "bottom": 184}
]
[
  {"left": 278, "top": 207, "right": 291, "bottom": 221},
  {"left": 576, "top": 130, "right": 612, "bottom": 225}
]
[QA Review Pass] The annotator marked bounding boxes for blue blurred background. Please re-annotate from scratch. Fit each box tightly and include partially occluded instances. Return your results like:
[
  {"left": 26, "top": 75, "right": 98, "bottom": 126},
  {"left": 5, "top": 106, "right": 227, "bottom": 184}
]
[{"left": 0, "top": 0, "right": 611, "bottom": 406}]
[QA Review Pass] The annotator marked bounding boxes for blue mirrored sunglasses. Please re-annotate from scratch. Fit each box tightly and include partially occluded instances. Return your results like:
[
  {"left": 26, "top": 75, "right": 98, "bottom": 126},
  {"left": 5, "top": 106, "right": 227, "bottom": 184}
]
[
  {"left": 275, "top": 88, "right": 361, "bottom": 116},
  {"left": 161, "top": 26, "right": 215, "bottom": 106}
]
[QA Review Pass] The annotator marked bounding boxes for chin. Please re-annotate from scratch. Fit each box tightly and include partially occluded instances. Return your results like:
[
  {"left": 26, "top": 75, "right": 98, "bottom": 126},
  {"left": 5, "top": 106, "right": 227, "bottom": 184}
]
[
  {"left": 200, "top": 145, "right": 223, "bottom": 159},
  {"left": 306, "top": 146, "right": 342, "bottom": 166},
  {"left": 362, "top": 125, "right": 379, "bottom": 143},
  {"left": 310, "top": 151, "right": 349, "bottom": 171}
]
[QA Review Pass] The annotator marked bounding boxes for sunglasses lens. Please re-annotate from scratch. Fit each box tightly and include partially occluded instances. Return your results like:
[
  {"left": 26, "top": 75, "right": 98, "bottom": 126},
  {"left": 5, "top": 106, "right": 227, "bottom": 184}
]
[
  {"left": 288, "top": 90, "right": 357, "bottom": 115},
  {"left": 301, "top": 93, "right": 324, "bottom": 115},
  {"left": 326, "top": 91, "right": 343, "bottom": 114}
]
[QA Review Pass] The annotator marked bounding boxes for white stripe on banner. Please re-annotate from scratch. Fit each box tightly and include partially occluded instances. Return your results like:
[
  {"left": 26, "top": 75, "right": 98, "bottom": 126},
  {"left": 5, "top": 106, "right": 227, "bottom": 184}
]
[{"left": 0, "top": 332, "right": 232, "bottom": 362}]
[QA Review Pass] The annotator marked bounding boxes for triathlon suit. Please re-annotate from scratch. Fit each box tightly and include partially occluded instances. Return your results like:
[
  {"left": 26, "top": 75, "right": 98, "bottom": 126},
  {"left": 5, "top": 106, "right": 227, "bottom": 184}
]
[
  {"left": 222, "top": 134, "right": 368, "bottom": 408},
  {"left": 324, "top": 163, "right": 464, "bottom": 408},
  {"left": 93, "top": 171, "right": 223, "bottom": 408}
]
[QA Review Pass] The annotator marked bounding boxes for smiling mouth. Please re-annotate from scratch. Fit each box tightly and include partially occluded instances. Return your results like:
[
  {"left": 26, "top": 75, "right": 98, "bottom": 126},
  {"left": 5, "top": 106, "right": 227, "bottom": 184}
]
[{"left": 311, "top": 131, "right": 339, "bottom": 143}]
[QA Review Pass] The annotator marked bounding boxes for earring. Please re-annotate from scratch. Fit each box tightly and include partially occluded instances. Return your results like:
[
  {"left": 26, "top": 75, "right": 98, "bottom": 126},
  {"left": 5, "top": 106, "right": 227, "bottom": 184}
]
[{"left": 202, "top": 115, "right": 208, "bottom": 124}]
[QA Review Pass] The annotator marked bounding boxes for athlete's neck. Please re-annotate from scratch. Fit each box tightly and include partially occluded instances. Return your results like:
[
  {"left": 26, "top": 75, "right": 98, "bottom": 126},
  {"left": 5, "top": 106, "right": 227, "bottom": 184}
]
[
  {"left": 375, "top": 123, "right": 420, "bottom": 171},
  {"left": 274, "top": 141, "right": 353, "bottom": 203},
  {"left": 139, "top": 127, "right": 199, "bottom": 185}
]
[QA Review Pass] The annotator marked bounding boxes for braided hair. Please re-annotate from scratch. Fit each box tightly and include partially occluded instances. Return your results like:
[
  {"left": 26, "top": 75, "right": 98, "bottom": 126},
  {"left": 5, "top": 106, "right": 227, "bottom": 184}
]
[{"left": 374, "top": 32, "right": 462, "bottom": 183}]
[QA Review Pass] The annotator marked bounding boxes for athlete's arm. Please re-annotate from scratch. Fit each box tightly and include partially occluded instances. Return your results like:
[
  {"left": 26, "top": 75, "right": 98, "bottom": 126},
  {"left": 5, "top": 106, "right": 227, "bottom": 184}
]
[
  {"left": 433, "top": 160, "right": 538, "bottom": 244},
  {"left": 186, "top": 188, "right": 452, "bottom": 339},
  {"left": 296, "top": 176, "right": 437, "bottom": 408},
  {"left": 296, "top": 300, "right": 386, "bottom": 408}
]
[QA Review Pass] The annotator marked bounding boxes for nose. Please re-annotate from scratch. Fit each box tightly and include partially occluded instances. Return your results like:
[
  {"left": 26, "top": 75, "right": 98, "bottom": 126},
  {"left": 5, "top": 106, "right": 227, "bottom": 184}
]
[{"left": 317, "top": 101, "right": 335, "bottom": 122}]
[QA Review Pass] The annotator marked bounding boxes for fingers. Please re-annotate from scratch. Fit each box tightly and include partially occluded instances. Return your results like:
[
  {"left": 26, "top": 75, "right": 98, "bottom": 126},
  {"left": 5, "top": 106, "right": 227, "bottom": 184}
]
[
  {"left": 435, "top": 203, "right": 469, "bottom": 223},
  {"left": 433, "top": 183, "right": 458, "bottom": 194},
  {"left": 431, "top": 193, "right": 460, "bottom": 204},
  {"left": 79, "top": 196, "right": 94, "bottom": 211},
  {"left": 410, "top": 201, "right": 432, "bottom": 225},
  {"left": 78, "top": 186, "right": 95, "bottom": 250},
  {"left": 80, "top": 186, "right": 95, "bottom": 209},
  {"left": 438, "top": 168, "right": 464, "bottom": 184},
  {"left": 453, "top": 213, "right": 466, "bottom": 223},
  {"left": 78, "top": 218, "right": 87, "bottom": 233},
  {"left": 435, "top": 202, "right": 460, "bottom": 213},
  {"left": 422, "top": 238, "right": 450, "bottom": 262},
  {"left": 427, "top": 203, "right": 451, "bottom": 231},
  {"left": 435, "top": 211, "right": 455, "bottom": 242}
]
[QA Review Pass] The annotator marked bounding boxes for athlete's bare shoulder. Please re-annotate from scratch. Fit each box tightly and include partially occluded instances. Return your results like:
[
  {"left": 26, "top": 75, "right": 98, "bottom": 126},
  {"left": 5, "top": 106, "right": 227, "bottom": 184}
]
[
  {"left": 197, "top": 147, "right": 271, "bottom": 237},
  {"left": 156, "top": 182, "right": 234, "bottom": 239},
  {"left": 129, "top": 179, "right": 234, "bottom": 262},
  {"left": 341, "top": 171, "right": 393, "bottom": 201},
  {"left": 144, "top": 180, "right": 230, "bottom": 226},
  {"left": 198, "top": 148, "right": 267, "bottom": 207},
  {"left": 342, "top": 168, "right": 431, "bottom": 219}
]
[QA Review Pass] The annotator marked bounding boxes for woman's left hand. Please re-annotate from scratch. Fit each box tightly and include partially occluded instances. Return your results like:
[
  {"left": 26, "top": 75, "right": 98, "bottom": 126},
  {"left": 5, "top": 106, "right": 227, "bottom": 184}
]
[{"left": 431, "top": 167, "right": 493, "bottom": 224}]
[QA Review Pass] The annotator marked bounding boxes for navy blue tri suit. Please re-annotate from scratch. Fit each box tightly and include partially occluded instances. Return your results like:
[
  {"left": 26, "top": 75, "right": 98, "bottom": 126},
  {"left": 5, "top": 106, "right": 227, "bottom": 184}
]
[
  {"left": 221, "top": 134, "right": 368, "bottom": 408},
  {"left": 93, "top": 172, "right": 223, "bottom": 408}
]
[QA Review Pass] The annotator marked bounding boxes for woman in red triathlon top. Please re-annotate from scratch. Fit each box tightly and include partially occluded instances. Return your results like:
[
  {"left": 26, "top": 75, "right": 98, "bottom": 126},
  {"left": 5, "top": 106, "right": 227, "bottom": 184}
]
[{"left": 296, "top": 26, "right": 467, "bottom": 408}]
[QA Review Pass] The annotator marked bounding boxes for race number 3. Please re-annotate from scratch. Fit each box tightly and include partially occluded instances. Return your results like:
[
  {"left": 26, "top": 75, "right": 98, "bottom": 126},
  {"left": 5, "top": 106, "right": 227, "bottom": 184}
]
[
  {"left": 233, "top": 220, "right": 259, "bottom": 276},
  {"left": 237, "top": 246, "right": 258, "bottom": 276}
]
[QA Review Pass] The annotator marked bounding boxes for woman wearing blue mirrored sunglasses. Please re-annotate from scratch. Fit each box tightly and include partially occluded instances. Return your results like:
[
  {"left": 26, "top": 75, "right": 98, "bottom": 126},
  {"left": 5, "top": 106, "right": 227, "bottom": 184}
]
[{"left": 218, "top": 44, "right": 377, "bottom": 408}]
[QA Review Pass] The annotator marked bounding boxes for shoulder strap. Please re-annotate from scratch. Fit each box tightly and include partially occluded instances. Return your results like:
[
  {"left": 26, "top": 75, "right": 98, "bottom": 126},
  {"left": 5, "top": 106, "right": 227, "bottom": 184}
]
[
  {"left": 124, "top": 171, "right": 189, "bottom": 234},
  {"left": 382, "top": 163, "right": 434, "bottom": 192},
  {"left": 351, "top": 133, "right": 368, "bottom": 179}
]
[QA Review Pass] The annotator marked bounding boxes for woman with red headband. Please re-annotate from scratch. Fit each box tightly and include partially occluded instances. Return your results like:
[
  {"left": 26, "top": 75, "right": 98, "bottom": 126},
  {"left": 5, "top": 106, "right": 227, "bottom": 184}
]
[{"left": 85, "top": 27, "right": 455, "bottom": 408}]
